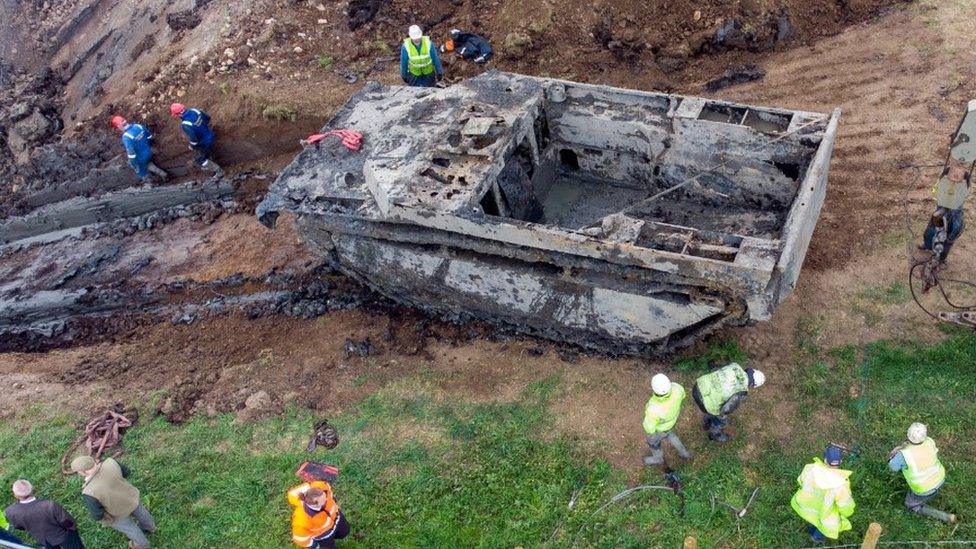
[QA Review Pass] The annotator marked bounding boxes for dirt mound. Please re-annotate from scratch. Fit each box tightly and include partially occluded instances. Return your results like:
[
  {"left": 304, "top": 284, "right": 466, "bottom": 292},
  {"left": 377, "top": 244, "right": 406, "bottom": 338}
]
[
  {"left": 0, "top": 61, "right": 65, "bottom": 185},
  {"left": 346, "top": 0, "right": 901, "bottom": 76}
]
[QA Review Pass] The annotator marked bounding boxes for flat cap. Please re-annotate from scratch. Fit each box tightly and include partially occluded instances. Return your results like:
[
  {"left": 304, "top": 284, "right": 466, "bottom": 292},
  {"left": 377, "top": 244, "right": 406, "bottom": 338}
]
[{"left": 70, "top": 456, "right": 96, "bottom": 473}]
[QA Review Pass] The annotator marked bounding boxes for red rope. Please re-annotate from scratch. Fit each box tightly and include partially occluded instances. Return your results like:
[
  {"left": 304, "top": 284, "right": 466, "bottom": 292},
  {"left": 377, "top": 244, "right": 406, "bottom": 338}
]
[{"left": 302, "top": 129, "right": 363, "bottom": 151}]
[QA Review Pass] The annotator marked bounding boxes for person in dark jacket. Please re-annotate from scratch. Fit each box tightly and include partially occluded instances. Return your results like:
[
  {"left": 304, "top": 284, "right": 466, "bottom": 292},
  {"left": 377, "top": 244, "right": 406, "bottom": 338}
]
[
  {"left": 443, "top": 29, "right": 493, "bottom": 64},
  {"left": 5, "top": 479, "right": 84, "bottom": 549},
  {"left": 170, "top": 103, "right": 222, "bottom": 174}
]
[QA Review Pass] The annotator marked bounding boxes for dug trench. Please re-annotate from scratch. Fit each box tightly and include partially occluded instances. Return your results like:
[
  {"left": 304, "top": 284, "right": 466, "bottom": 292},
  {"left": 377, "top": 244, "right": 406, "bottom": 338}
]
[{"left": 1, "top": 0, "right": 974, "bottom": 483}]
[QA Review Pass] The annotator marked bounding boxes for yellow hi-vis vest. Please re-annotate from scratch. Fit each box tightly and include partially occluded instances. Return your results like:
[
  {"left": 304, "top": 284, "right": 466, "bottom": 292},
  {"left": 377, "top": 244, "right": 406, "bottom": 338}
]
[
  {"left": 790, "top": 458, "right": 855, "bottom": 540},
  {"left": 695, "top": 363, "right": 749, "bottom": 415},
  {"left": 642, "top": 383, "right": 685, "bottom": 434},
  {"left": 404, "top": 37, "right": 434, "bottom": 76},
  {"left": 902, "top": 438, "right": 946, "bottom": 495}
]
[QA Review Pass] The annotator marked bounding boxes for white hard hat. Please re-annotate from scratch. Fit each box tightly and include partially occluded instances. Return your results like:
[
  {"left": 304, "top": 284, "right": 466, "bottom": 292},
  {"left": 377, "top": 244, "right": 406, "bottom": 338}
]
[
  {"left": 408, "top": 25, "right": 423, "bottom": 40},
  {"left": 750, "top": 369, "right": 765, "bottom": 388},
  {"left": 907, "top": 422, "right": 927, "bottom": 444},
  {"left": 651, "top": 373, "right": 672, "bottom": 396}
]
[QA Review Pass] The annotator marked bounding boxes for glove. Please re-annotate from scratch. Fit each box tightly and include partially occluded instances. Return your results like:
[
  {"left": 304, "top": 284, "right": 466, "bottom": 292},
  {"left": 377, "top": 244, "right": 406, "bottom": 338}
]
[{"left": 474, "top": 55, "right": 486, "bottom": 64}]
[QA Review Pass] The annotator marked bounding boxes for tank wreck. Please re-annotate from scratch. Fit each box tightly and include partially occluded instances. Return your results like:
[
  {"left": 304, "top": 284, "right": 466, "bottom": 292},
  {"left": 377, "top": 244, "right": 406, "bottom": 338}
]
[{"left": 258, "top": 71, "right": 840, "bottom": 355}]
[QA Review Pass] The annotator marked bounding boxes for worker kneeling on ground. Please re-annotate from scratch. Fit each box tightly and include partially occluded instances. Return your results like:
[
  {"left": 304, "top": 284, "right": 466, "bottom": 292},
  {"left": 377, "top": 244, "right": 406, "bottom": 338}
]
[
  {"left": 70, "top": 456, "right": 156, "bottom": 549},
  {"left": 170, "top": 103, "right": 222, "bottom": 174},
  {"left": 791, "top": 445, "right": 855, "bottom": 543},
  {"left": 888, "top": 422, "right": 955, "bottom": 523},
  {"left": 288, "top": 480, "right": 349, "bottom": 548},
  {"left": 400, "top": 24, "right": 443, "bottom": 88},
  {"left": 111, "top": 116, "right": 168, "bottom": 180},
  {"left": 442, "top": 29, "right": 493, "bottom": 64},
  {"left": 642, "top": 373, "right": 690, "bottom": 466},
  {"left": 692, "top": 362, "right": 764, "bottom": 442}
]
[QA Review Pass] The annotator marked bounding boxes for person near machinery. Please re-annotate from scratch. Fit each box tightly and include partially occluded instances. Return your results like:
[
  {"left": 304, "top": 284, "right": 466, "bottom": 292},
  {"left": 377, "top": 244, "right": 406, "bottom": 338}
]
[
  {"left": 791, "top": 444, "right": 856, "bottom": 543},
  {"left": 691, "top": 362, "right": 765, "bottom": 442},
  {"left": 169, "top": 103, "right": 222, "bottom": 174},
  {"left": 442, "top": 29, "right": 493, "bottom": 64},
  {"left": 400, "top": 25, "right": 444, "bottom": 88},
  {"left": 922, "top": 99, "right": 975, "bottom": 262},
  {"left": 69, "top": 456, "right": 156, "bottom": 549},
  {"left": 5, "top": 479, "right": 84, "bottom": 549},
  {"left": 288, "top": 479, "right": 350, "bottom": 548},
  {"left": 111, "top": 116, "right": 168, "bottom": 180},
  {"left": 642, "top": 373, "right": 690, "bottom": 466},
  {"left": 888, "top": 422, "right": 955, "bottom": 523}
]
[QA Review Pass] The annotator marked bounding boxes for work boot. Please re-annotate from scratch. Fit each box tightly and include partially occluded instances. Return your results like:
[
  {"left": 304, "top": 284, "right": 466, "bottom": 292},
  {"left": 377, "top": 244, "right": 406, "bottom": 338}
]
[
  {"left": 201, "top": 159, "right": 223, "bottom": 174},
  {"left": 708, "top": 430, "right": 730, "bottom": 443},
  {"left": 643, "top": 455, "right": 663, "bottom": 466},
  {"left": 917, "top": 506, "right": 957, "bottom": 524},
  {"left": 147, "top": 162, "right": 169, "bottom": 179}
]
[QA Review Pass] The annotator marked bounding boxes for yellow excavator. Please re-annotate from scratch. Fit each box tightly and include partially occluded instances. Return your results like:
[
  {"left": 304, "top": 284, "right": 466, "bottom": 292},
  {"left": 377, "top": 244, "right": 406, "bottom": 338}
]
[{"left": 912, "top": 99, "right": 976, "bottom": 328}]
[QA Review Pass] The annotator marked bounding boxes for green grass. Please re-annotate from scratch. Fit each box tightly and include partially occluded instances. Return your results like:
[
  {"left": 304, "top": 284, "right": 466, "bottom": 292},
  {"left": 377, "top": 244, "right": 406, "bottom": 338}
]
[
  {"left": 261, "top": 104, "right": 297, "bottom": 122},
  {"left": 2, "top": 333, "right": 975, "bottom": 547},
  {"left": 673, "top": 339, "right": 748, "bottom": 373},
  {"left": 316, "top": 54, "right": 334, "bottom": 71},
  {"left": 850, "top": 282, "right": 911, "bottom": 327}
]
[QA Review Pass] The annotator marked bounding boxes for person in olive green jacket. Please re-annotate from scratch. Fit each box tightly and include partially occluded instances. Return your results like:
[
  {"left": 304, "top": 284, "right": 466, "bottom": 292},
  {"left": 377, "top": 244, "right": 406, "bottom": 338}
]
[
  {"left": 642, "top": 373, "right": 690, "bottom": 466},
  {"left": 70, "top": 456, "right": 156, "bottom": 549}
]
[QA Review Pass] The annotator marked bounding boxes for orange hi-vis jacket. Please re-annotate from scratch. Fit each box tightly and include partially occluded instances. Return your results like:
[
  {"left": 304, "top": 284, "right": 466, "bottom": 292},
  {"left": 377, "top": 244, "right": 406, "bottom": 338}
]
[{"left": 288, "top": 481, "right": 340, "bottom": 547}]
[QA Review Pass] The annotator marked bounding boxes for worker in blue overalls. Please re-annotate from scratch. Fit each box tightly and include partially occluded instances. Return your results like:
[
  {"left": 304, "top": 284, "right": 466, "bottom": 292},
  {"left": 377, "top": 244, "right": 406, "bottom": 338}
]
[
  {"left": 112, "top": 115, "right": 168, "bottom": 179},
  {"left": 170, "top": 103, "right": 222, "bottom": 174}
]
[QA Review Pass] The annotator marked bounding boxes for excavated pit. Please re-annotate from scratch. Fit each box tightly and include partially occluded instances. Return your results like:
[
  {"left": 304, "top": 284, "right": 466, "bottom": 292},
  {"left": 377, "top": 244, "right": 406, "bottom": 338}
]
[{"left": 259, "top": 72, "right": 840, "bottom": 355}]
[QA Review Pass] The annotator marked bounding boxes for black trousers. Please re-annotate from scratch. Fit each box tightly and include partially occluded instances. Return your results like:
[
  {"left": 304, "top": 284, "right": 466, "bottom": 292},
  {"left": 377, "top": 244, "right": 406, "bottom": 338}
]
[
  {"left": 311, "top": 512, "right": 350, "bottom": 549},
  {"left": 692, "top": 385, "right": 727, "bottom": 433},
  {"left": 46, "top": 530, "right": 86, "bottom": 549},
  {"left": 0, "top": 527, "right": 25, "bottom": 545},
  {"left": 193, "top": 143, "right": 213, "bottom": 166}
]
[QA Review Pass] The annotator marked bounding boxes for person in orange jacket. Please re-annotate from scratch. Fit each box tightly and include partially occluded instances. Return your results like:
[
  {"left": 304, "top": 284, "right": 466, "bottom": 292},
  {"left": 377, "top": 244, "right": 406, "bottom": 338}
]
[{"left": 287, "top": 481, "right": 350, "bottom": 548}]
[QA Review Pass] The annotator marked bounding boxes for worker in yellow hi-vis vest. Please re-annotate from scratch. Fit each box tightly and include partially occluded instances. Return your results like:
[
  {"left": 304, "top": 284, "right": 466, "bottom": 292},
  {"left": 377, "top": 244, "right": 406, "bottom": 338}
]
[
  {"left": 691, "top": 362, "right": 765, "bottom": 442},
  {"left": 400, "top": 25, "right": 444, "bottom": 88},
  {"left": 791, "top": 445, "right": 855, "bottom": 543},
  {"left": 888, "top": 422, "right": 956, "bottom": 523},
  {"left": 642, "top": 373, "right": 690, "bottom": 466}
]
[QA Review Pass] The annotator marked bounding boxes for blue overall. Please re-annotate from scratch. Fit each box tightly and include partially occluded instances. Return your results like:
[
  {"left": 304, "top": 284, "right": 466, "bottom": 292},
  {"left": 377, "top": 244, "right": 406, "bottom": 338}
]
[
  {"left": 122, "top": 123, "right": 154, "bottom": 178},
  {"left": 180, "top": 108, "right": 216, "bottom": 166}
]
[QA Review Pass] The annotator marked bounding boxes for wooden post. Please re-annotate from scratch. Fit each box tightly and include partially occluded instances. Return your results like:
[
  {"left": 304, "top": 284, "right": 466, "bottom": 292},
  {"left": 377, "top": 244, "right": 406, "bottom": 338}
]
[
  {"left": 861, "top": 522, "right": 882, "bottom": 549},
  {"left": 683, "top": 536, "right": 697, "bottom": 549}
]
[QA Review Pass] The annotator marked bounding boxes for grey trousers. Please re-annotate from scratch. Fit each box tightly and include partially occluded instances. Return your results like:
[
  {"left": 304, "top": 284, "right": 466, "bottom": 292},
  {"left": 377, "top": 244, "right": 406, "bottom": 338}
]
[
  {"left": 905, "top": 489, "right": 936, "bottom": 510},
  {"left": 109, "top": 504, "right": 156, "bottom": 548},
  {"left": 644, "top": 430, "right": 690, "bottom": 465}
]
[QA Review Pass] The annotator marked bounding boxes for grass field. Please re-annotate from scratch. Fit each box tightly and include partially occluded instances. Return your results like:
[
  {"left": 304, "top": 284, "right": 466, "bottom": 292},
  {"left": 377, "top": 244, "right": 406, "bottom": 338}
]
[{"left": 1, "top": 330, "right": 974, "bottom": 547}]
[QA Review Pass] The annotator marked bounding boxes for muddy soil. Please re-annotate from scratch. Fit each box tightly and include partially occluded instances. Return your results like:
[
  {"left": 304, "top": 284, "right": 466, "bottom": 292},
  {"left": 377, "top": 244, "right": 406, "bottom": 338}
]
[{"left": 2, "top": 0, "right": 975, "bottom": 474}]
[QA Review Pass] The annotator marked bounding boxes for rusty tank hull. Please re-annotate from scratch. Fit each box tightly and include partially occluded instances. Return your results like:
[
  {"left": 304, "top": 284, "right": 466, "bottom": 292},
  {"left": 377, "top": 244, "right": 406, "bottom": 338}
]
[{"left": 259, "top": 72, "right": 840, "bottom": 354}]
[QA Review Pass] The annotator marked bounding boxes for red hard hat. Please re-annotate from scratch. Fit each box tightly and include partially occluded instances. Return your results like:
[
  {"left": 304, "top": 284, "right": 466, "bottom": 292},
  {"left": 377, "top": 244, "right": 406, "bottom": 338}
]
[
  {"left": 110, "top": 116, "right": 127, "bottom": 130},
  {"left": 169, "top": 103, "right": 186, "bottom": 117}
]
